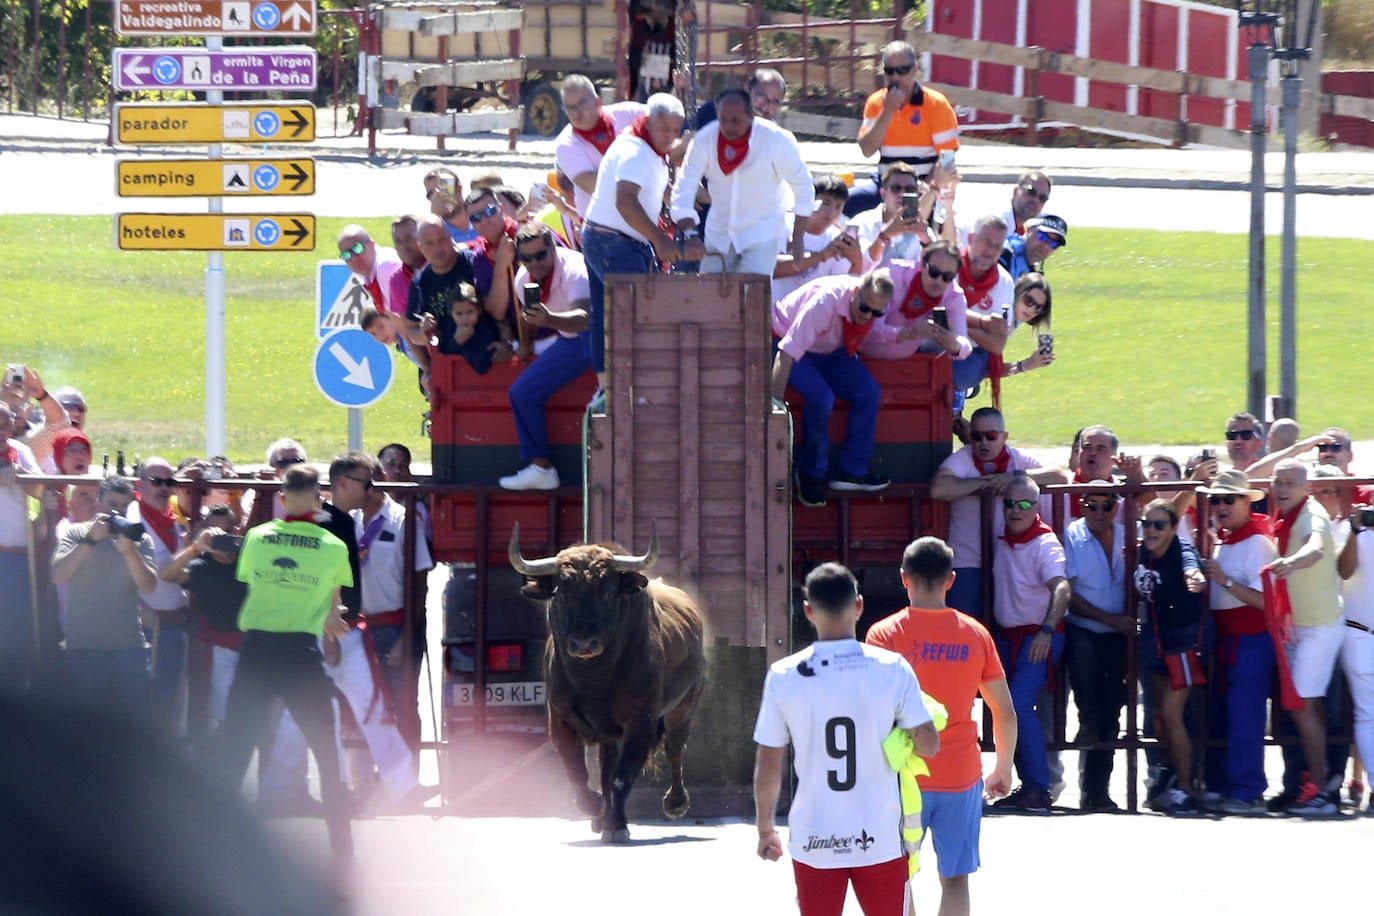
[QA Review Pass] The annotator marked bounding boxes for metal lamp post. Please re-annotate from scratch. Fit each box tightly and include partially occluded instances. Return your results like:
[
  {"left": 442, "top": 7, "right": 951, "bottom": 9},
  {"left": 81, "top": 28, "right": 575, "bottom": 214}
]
[{"left": 1236, "top": 2, "right": 1277, "bottom": 422}]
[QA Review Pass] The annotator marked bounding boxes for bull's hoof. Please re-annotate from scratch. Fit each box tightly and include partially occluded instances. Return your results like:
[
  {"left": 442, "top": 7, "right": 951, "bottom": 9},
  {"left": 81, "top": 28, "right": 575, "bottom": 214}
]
[
  {"left": 600, "top": 827, "right": 631, "bottom": 844},
  {"left": 574, "top": 789, "right": 603, "bottom": 817},
  {"left": 662, "top": 786, "right": 690, "bottom": 819},
  {"left": 590, "top": 814, "right": 605, "bottom": 834}
]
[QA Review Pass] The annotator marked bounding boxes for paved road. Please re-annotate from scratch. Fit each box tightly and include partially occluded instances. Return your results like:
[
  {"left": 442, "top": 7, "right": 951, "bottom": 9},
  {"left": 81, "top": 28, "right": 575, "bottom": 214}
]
[{"left": 4, "top": 112, "right": 1374, "bottom": 239}]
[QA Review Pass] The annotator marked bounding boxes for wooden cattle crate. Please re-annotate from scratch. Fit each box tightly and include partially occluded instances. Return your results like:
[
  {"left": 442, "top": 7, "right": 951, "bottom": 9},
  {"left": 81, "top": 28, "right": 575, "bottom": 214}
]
[{"left": 585, "top": 270, "right": 791, "bottom": 812}]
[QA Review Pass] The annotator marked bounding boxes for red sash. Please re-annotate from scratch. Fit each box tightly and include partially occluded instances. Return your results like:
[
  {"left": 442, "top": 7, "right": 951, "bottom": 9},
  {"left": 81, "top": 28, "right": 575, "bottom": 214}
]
[
  {"left": 1214, "top": 513, "right": 1273, "bottom": 636},
  {"left": 354, "top": 618, "right": 398, "bottom": 726},
  {"left": 572, "top": 110, "right": 617, "bottom": 155},
  {"left": 364, "top": 275, "right": 385, "bottom": 310},
  {"left": 717, "top": 128, "right": 750, "bottom": 175},
  {"left": 959, "top": 253, "right": 1004, "bottom": 407},
  {"left": 136, "top": 493, "right": 178, "bottom": 551},
  {"left": 842, "top": 318, "right": 873, "bottom": 357},
  {"left": 627, "top": 113, "right": 670, "bottom": 160},
  {"left": 1260, "top": 568, "right": 1304, "bottom": 711}
]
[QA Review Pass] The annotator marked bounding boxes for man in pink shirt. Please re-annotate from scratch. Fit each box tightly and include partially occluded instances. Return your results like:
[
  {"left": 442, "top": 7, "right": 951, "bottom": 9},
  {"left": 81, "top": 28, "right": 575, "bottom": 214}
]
[
  {"left": 771, "top": 270, "right": 893, "bottom": 508},
  {"left": 861, "top": 239, "right": 970, "bottom": 361},
  {"left": 337, "top": 225, "right": 403, "bottom": 315},
  {"left": 987, "top": 475, "right": 1071, "bottom": 814}
]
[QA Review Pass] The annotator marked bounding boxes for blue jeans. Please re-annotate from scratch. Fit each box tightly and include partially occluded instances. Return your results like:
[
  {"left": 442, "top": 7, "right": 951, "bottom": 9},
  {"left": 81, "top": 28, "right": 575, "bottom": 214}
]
[
  {"left": 509, "top": 334, "right": 591, "bottom": 462},
  {"left": 947, "top": 567, "right": 983, "bottom": 620},
  {"left": 582, "top": 226, "right": 655, "bottom": 374},
  {"left": 995, "top": 629, "right": 1065, "bottom": 790},
  {"left": 951, "top": 347, "right": 992, "bottom": 412},
  {"left": 787, "top": 348, "right": 880, "bottom": 481},
  {"left": 1204, "top": 632, "right": 1275, "bottom": 801},
  {"left": 151, "top": 621, "right": 188, "bottom": 735}
]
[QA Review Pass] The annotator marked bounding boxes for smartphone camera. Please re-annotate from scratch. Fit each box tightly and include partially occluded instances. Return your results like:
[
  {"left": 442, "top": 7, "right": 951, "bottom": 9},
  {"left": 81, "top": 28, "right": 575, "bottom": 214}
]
[
  {"left": 1360, "top": 508, "right": 1374, "bottom": 528},
  {"left": 522, "top": 283, "right": 541, "bottom": 312},
  {"left": 901, "top": 193, "right": 921, "bottom": 220},
  {"left": 931, "top": 307, "right": 949, "bottom": 330},
  {"left": 1037, "top": 333, "right": 1054, "bottom": 354},
  {"left": 210, "top": 533, "right": 244, "bottom": 553},
  {"left": 938, "top": 149, "right": 956, "bottom": 170}
]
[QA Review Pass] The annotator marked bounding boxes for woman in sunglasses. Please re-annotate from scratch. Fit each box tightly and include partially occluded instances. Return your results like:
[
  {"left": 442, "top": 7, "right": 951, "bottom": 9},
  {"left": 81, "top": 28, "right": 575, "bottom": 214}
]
[
  {"left": 1000, "top": 273, "right": 1054, "bottom": 381},
  {"left": 1134, "top": 498, "right": 1208, "bottom": 815}
]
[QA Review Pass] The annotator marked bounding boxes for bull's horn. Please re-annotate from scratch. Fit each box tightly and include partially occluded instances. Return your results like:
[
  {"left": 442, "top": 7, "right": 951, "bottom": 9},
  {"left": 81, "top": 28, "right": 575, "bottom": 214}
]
[
  {"left": 611, "top": 527, "right": 659, "bottom": 572},
  {"left": 508, "top": 523, "right": 558, "bottom": 577}
]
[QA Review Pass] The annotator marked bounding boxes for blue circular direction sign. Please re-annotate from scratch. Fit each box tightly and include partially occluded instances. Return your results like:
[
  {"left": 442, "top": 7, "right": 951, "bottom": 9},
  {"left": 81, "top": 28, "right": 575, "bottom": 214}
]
[
  {"left": 252, "top": 164, "right": 281, "bottom": 192},
  {"left": 313, "top": 328, "right": 394, "bottom": 408},
  {"left": 253, "top": 110, "right": 281, "bottom": 139},
  {"left": 252, "top": 2, "right": 281, "bottom": 29},
  {"left": 253, "top": 218, "right": 281, "bottom": 246},
  {"left": 152, "top": 56, "right": 181, "bottom": 84}
]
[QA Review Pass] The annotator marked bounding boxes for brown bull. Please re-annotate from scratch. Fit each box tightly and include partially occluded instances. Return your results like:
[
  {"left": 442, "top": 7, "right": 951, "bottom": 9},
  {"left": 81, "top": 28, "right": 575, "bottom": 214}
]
[{"left": 510, "top": 525, "right": 705, "bottom": 844}]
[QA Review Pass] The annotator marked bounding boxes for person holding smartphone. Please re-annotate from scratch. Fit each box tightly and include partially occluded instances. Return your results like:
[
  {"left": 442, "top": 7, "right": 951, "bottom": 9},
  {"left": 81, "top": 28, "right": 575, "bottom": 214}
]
[
  {"left": 847, "top": 163, "right": 937, "bottom": 269},
  {"left": 1001, "top": 273, "right": 1055, "bottom": 381},
  {"left": 861, "top": 239, "right": 971, "bottom": 362}
]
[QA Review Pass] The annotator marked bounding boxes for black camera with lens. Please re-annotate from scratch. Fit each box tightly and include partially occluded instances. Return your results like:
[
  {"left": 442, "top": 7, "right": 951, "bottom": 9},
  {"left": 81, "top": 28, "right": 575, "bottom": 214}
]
[
  {"left": 1359, "top": 507, "right": 1374, "bottom": 529},
  {"left": 107, "top": 515, "right": 145, "bottom": 541}
]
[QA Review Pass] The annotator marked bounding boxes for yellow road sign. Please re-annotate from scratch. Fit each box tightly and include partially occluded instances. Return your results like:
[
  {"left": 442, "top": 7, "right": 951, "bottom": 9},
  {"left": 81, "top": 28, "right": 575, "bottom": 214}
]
[
  {"left": 116, "top": 213, "right": 316, "bottom": 251},
  {"left": 114, "top": 102, "right": 315, "bottom": 144},
  {"left": 116, "top": 158, "right": 316, "bottom": 197}
]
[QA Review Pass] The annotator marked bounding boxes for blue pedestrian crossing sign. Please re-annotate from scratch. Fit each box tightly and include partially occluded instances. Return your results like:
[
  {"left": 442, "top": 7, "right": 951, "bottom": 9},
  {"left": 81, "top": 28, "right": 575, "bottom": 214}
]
[
  {"left": 316, "top": 260, "right": 375, "bottom": 337},
  {"left": 314, "top": 328, "right": 393, "bottom": 408}
]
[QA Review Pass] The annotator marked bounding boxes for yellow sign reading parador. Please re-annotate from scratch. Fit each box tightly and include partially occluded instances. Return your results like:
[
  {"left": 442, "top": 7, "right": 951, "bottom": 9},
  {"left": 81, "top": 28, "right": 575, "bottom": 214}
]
[
  {"left": 114, "top": 102, "right": 315, "bottom": 144},
  {"left": 116, "top": 159, "right": 316, "bottom": 197},
  {"left": 116, "top": 214, "right": 316, "bottom": 251}
]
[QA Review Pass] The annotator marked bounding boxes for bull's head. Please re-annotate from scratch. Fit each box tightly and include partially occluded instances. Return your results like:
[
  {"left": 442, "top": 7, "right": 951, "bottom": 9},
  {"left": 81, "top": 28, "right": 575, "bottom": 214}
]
[{"left": 509, "top": 524, "right": 659, "bottom": 660}]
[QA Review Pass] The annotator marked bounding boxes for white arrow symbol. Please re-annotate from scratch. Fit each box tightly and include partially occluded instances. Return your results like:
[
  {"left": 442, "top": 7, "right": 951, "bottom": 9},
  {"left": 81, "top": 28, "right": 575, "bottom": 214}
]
[
  {"left": 122, "top": 55, "right": 150, "bottom": 85},
  {"left": 330, "top": 342, "right": 374, "bottom": 389},
  {"left": 282, "top": 2, "right": 312, "bottom": 28}
]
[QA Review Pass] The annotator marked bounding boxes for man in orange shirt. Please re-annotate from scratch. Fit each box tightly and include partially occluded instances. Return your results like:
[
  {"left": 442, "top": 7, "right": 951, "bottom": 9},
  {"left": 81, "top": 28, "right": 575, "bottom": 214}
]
[{"left": 866, "top": 536, "right": 1017, "bottom": 916}]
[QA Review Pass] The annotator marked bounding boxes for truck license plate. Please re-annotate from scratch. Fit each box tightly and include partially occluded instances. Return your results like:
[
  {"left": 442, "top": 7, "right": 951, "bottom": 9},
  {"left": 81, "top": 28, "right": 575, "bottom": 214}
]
[{"left": 450, "top": 681, "right": 545, "bottom": 707}]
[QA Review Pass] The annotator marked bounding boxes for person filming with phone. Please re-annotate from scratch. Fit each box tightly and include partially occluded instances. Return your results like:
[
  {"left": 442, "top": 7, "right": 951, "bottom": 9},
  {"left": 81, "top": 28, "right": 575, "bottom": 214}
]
[{"left": 500, "top": 223, "right": 592, "bottom": 491}]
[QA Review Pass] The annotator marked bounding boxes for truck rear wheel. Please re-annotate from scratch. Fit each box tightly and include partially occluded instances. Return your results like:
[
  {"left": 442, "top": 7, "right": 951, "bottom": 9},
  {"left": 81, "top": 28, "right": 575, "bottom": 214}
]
[{"left": 522, "top": 82, "right": 566, "bottom": 137}]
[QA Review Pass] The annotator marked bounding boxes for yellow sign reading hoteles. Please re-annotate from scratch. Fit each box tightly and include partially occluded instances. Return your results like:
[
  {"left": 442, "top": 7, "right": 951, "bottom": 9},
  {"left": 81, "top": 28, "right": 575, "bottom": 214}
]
[
  {"left": 115, "top": 213, "right": 316, "bottom": 251},
  {"left": 114, "top": 102, "right": 316, "bottom": 144},
  {"left": 116, "top": 158, "right": 316, "bottom": 197}
]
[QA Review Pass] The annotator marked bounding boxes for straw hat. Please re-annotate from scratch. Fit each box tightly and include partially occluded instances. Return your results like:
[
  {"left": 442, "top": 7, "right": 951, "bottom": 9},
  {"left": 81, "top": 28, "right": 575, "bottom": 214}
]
[{"left": 1197, "top": 468, "right": 1264, "bottom": 501}]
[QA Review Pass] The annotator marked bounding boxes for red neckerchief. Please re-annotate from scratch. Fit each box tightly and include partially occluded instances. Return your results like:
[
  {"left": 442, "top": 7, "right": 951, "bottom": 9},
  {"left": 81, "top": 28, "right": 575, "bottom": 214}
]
[
  {"left": 572, "top": 110, "right": 617, "bottom": 155},
  {"left": 364, "top": 275, "right": 385, "bottom": 309},
  {"left": 1068, "top": 468, "right": 1095, "bottom": 518},
  {"left": 536, "top": 258, "right": 557, "bottom": 304},
  {"left": 135, "top": 493, "right": 178, "bottom": 551},
  {"left": 4, "top": 444, "right": 16, "bottom": 464},
  {"left": 842, "top": 317, "right": 874, "bottom": 357},
  {"left": 627, "top": 113, "right": 670, "bottom": 160},
  {"left": 1219, "top": 512, "right": 1272, "bottom": 545},
  {"left": 1000, "top": 515, "right": 1053, "bottom": 547},
  {"left": 51, "top": 427, "right": 90, "bottom": 474},
  {"left": 899, "top": 274, "right": 943, "bottom": 321},
  {"left": 283, "top": 513, "right": 321, "bottom": 525},
  {"left": 1271, "top": 500, "right": 1305, "bottom": 556},
  {"left": 717, "top": 126, "right": 751, "bottom": 175},
  {"left": 467, "top": 217, "right": 520, "bottom": 263},
  {"left": 401, "top": 262, "right": 419, "bottom": 284},
  {"left": 959, "top": 251, "right": 1004, "bottom": 407},
  {"left": 977, "top": 447, "right": 1012, "bottom": 476}
]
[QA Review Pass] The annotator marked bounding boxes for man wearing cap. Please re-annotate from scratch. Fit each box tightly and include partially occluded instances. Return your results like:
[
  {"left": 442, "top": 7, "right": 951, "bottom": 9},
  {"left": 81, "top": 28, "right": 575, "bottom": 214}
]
[
  {"left": 930, "top": 406, "right": 1067, "bottom": 618},
  {"left": 771, "top": 270, "right": 895, "bottom": 508},
  {"left": 337, "top": 225, "right": 404, "bottom": 316},
  {"left": 1268, "top": 459, "right": 1344, "bottom": 817},
  {"left": 987, "top": 475, "right": 1071, "bottom": 814},
  {"left": 1000, "top": 215, "right": 1067, "bottom": 280},
  {"left": 1199, "top": 469, "right": 1278, "bottom": 815},
  {"left": 1062, "top": 478, "right": 1130, "bottom": 811},
  {"left": 555, "top": 74, "right": 647, "bottom": 217}
]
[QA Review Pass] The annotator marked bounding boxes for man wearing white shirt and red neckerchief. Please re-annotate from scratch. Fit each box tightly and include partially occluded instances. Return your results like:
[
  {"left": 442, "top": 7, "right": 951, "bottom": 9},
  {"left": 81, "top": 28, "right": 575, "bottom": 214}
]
[
  {"left": 0, "top": 402, "right": 41, "bottom": 693},
  {"left": 668, "top": 88, "right": 814, "bottom": 276},
  {"left": 582, "top": 93, "right": 700, "bottom": 392},
  {"left": 953, "top": 215, "right": 1014, "bottom": 417},
  {"left": 1267, "top": 459, "right": 1344, "bottom": 817},
  {"left": 555, "top": 74, "right": 647, "bottom": 216},
  {"left": 929, "top": 406, "right": 1067, "bottom": 619},
  {"left": 1337, "top": 494, "right": 1374, "bottom": 815},
  {"left": 753, "top": 562, "right": 939, "bottom": 916},
  {"left": 771, "top": 270, "right": 895, "bottom": 508},
  {"left": 987, "top": 476, "right": 1070, "bottom": 815},
  {"left": 500, "top": 223, "right": 593, "bottom": 492},
  {"left": 860, "top": 240, "right": 969, "bottom": 363},
  {"left": 128, "top": 456, "right": 190, "bottom": 736},
  {"left": 1198, "top": 469, "right": 1278, "bottom": 816}
]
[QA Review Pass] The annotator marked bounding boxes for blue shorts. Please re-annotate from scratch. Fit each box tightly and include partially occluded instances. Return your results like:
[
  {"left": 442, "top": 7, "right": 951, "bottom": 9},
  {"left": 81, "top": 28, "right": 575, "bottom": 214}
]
[{"left": 920, "top": 781, "right": 983, "bottom": 878}]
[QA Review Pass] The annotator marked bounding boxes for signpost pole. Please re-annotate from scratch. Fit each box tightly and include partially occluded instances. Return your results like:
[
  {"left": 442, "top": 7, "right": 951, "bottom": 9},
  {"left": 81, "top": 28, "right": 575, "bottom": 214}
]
[
  {"left": 348, "top": 407, "right": 362, "bottom": 451},
  {"left": 206, "top": 34, "right": 226, "bottom": 456}
]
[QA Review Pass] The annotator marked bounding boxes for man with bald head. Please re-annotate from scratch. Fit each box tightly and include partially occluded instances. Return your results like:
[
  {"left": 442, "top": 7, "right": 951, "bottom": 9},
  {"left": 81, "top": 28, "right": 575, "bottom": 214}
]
[
  {"left": 670, "top": 88, "right": 813, "bottom": 275},
  {"left": 404, "top": 214, "right": 479, "bottom": 355},
  {"left": 337, "top": 225, "right": 404, "bottom": 316},
  {"left": 128, "top": 457, "right": 190, "bottom": 735}
]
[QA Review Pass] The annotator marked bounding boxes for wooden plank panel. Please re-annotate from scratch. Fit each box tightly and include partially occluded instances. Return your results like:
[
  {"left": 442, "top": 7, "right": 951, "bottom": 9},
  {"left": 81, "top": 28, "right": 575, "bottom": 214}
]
[
  {"left": 679, "top": 324, "right": 701, "bottom": 588},
  {"left": 742, "top": 279, "right": 770, "bottom": 647},
  {"left": 410, "top": 58, "right": 525, "bottom": 86},
  {"left": 926, "top": 83, "right": 1037, "bottom": 120},
  {"left": 764, "top": 407, "right": 793, "bottom": 661},
  {"left": 373, "top": 108, "right": 523, "bottom": 135},
  {"left": 608, "top": 280, "right": 636, "bottom": 545},
  {"left": 585, "top": 411, "right": 611, "bottom": 542}
]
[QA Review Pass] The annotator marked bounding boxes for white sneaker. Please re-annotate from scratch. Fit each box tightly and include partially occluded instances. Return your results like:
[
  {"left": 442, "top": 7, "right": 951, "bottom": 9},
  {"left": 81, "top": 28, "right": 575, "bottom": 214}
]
[{"left": 499, "top": 463, "right": 560, "bottom": 491}]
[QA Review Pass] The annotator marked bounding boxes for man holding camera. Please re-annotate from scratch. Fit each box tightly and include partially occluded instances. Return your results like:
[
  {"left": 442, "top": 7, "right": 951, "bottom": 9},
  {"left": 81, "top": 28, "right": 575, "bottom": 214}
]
[
  {"left": 129, "top": 457, "right": 191, "bottom": 736},
  {"left": 500, "top": 223, "right": 591, "bottom": 491},
  {"left": 50, "top": 476, "right": 158, "bottom": 720},
  {"left": 848, "top": 163, "right": 934, "bottom": 268}
]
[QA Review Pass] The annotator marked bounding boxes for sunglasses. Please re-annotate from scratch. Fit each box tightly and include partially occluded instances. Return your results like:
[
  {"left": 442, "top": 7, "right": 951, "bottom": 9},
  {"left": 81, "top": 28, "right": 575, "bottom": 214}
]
[
  {"left": 273, "top": 456, "right": 305, "bottom": 469},
  {"left": 1034, "top": 230, "right": 1063, "bottom": 250},
  {"left": 926, "top": 262, "right": 956, "bottom": 283},
  {"left": 1225, "top": 429, "right": 1258, "bottom": 441},
  {"left": 1019, "top": 183, "right": 1050, "bottom": 203},
  {"left": 145, "top": 475, "right": 176, "bottom": 487},
  {"left": 1003, "top": 498, "right": 1036, "bottom": 511},
  {"left": 343, "top": 475, "right": 374, "bottom": 490},
  {"left": 883, "top": 63, "right": 915, "bottom": 76},
  {"left": 468, "top": 202, "right": 501, "bottom": 222},
  {"left": 339, "top": 241, "right": 366, "bottom": 262},
  {"left": 59, "top": 402, "right": 86, "bottom": 412},
  {"left": 1316, "top": 443, "right": 1347, "bottom": 453},
  {"left": 518, "top": 248, "right": 551, "bottom": 265},
  {"left": 426, "top": 181, "right": 457, "bottom": 201},
  {"left": 1082, "top": 499, "right": 1116, "bottom": 512},
  {"left": 970, "top": 430, "right": 1003, "bottom": 442},
  {"left": 1208, "top": 494, "right": 1242, "bottom": 505},
  {"left": 1023, "top": 294, "right": 1047, "bottom": 310},
  {"left": 1141, "top": 518, "right": 1171, "bottom": 531},
  {"left": 857, "top": 300, "right": 886, "bottom": 318},
  {"left": 887, "top": 183, "right": 918, "bottom": 194}
]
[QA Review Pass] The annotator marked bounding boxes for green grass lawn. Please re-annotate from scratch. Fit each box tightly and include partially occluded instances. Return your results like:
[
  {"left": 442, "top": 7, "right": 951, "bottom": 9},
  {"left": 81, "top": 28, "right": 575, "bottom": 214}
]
[{"left": 1, "top": 214, "right": 1371, "bottom": 465}]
